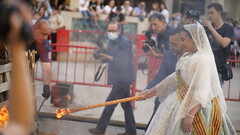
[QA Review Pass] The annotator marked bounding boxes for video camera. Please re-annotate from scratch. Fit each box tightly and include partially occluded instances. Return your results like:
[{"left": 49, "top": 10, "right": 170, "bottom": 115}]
[
  {"left": 0, "top": 1, "right": 32, "bottom": 43},
  {"left": 142, "top": 31, "right": 156, "bottom": 52},
  {"left": 93, "top": 39, "right": 107, "bottom": 59},
  {"left": 186, "top": 10, "right": 200, "bottom": 20}
]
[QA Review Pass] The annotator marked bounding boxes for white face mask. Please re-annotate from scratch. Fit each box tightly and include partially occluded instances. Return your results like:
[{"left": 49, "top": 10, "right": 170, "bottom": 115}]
[
  {"left": 107, "top": 32, "right": 119, "bottom": 40},
  {"left": 236, "top": 25, "right": 240, "bottom": 28}
]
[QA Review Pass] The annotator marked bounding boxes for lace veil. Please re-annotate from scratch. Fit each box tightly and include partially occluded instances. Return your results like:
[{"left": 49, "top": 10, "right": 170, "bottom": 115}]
[{"left": 174, "top": 22, "right": 227, "bottom": 125}]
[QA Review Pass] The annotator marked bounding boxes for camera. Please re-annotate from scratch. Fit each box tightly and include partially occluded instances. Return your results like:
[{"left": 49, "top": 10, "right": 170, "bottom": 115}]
[
  {"left": 93, "top": 49, "right": 107, "bottom": 59},
  {"left": 0, "top": 1, "right": 32, "bottom": 43},
  {"left": 186, "top": 10, "right": 200, "bottom": 20},
  {"left": 93, "top": 39, "right": 107, "bottom": 59},
  {"left": 142, "top": 31, "right": 156, "bottom": 52}
]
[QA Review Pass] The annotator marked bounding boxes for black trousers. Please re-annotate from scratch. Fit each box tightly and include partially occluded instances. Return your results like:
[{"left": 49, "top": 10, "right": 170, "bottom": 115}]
[{"left": 96, "top": 84, "right": 136, "bottom": 133}]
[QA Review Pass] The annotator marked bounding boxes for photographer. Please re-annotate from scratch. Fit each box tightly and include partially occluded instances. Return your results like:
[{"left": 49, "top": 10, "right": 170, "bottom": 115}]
[
  {"left": 89, "top": 21, "right": 136, "bottom": 135},
  {"left": 204, "top": 3, "right": 234, "bottom": 86},
  {"left": 142, "top": 13, "right": 173, "bottom": 58}
]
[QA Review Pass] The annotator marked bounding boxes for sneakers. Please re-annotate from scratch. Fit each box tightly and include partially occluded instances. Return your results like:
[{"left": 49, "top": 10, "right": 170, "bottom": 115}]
[
  {"left": 88, "top": 128, "right": 105, "bottom": 135},
  {"left": 117, "top": 132, "right": 137, "bottom": 135}
]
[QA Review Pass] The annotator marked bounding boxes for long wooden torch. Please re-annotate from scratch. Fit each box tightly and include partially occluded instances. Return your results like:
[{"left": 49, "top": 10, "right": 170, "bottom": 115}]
[{"left": 56, "top": 93, "right": 157, "bottom": 119}]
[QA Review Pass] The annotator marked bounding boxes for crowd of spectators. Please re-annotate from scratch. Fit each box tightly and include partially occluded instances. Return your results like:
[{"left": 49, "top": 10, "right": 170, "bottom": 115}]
[{"left": 31, "top": 0, "right": 240, "bottom": 53}]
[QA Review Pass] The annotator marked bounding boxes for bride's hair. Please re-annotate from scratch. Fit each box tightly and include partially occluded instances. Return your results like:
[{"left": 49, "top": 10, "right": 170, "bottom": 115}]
[{"left": 180, "top": 28, "right": 192, "bottom": 39}]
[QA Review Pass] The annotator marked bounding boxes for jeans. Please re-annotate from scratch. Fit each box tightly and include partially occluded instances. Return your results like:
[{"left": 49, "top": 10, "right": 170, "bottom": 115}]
[
  {"left": 96, "top": 84, "right": 136, "bottom": 133},
  {"left": 81, "top": 10, "right": 93, "bottom": 28}
]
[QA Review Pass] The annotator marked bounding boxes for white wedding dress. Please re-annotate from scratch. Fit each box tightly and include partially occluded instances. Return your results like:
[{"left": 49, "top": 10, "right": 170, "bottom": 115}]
[{"left": 145, "top": 22, "right": 237, "bottom": 135}]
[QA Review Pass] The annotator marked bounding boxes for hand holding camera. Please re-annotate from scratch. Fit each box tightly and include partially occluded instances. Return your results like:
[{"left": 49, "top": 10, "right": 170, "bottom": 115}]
[
  {"left": 93, "top": 49, "right": 107, "bottom": 59},
  {"left": 203, "top": 19, "right": 213, "bottom": 30},
  {"left": 141, "top": 31, "right": 156, "bottom": 52},
  {"left": 93, "top": 39, "right": 107, "bottom": 59}
]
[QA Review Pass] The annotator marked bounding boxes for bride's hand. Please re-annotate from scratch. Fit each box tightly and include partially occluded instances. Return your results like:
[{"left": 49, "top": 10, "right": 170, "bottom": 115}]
[
  {"left": 137, "top": 89, "right": 149, "bottom": 101},
  {"left": 181, "top": 115, "right": 194, "bottom": 134}
]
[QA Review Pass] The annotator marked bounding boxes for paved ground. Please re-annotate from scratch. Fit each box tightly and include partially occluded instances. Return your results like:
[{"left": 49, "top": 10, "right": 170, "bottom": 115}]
[
  {"left": 35, "top": 62, "right": 240, "bottom": 135},
  {"left": 38, "top": 118, "right": 145, "bottom": 135}
]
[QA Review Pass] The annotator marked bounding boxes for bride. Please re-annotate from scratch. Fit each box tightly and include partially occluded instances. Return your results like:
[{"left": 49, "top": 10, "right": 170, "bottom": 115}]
[{"left": 139, "top": 22, "right": 237, "bottom": 135}]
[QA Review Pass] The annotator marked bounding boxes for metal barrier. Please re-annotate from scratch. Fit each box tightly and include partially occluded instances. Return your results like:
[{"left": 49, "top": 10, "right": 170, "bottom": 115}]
[
  {"left": 34, "top": 29, "right": 162, "bottom": 108},
  {"left": 226, "top": 59, "right": 240, "bottom": 101},
  {"left": 35, "top": 44, "right": 110, "bottom": 87},
  {"left": 35, "top": 29, "right": 240, "bottom": 106}
]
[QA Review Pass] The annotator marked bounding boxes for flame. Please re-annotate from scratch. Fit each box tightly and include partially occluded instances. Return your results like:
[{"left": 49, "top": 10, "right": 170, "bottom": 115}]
[
  {"left": 56, "top": 108, "right": 70, "bottom": 119},
  {"left": 0, "top": 106, "right": 9, "bottom": 130},
  {"left": 66, "top": 95, "right": 71, "bottom": 101}
]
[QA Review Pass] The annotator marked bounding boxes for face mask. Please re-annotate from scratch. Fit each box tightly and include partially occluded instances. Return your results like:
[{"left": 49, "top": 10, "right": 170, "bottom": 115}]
[
  {"left": 108, "top": 32, "right": 119, "bottom": 40},
  {"left": 236, "top": 25, "right": 240, "bottom": 28}
]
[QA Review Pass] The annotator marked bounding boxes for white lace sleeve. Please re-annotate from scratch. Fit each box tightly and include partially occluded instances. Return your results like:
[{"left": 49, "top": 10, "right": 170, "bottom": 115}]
[{"left": 154, "top": 72, "right": 177, "bottom": 102}]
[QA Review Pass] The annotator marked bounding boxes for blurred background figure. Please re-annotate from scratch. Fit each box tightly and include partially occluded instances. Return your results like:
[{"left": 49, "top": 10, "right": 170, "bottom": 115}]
[
  {"left": 107, "top": 6, "right": 126, "bottom": 25},
  {"left": 148, "top": 2, "right": 160, "bottom": 17},
  {"left": 58, "top": 1, "right": 76, "bottom": 12},
  {"left": 177, "top": 10, "right": 200, "bottom": 28},
  {"left": 78, "top": 0, "right": 94, "bottom": 29},
  {"left": 32, "top": 0, "right": 42, "bottom": 15},
  {"left": 40, "top": 0, "right": 53, "bottom": 20},
  {"left": 48, "top": 6, "right": 65, "bottom": 60},
  {"left": 103, "top": 0, "right": 116, "bottom": 15},
  {"left": 232, "top": 20, "right": 240, "bottom": 62},
  {"left": 121, "top": 0, "right": 133, "bottom": 16},
  {"left": 160, "top": 2, "right": 169, "bottom": 23},
  {"left": 132, "top": 2, "right": 146, "bottom": 21},
  {"left": 89, "top": 0, "right": 101, "bottom": 27},
  {"left": 234, "top": 20, "right": 240, "bottom": 47},
  {"left": 48, "top": 6, "right": 65, "bottom": 43},
  {"left": 96, "top": 0, "right": 104, "bottom": 14},
  {"left": 185, "top": 10, "right": 200, "bottom": 24},
  {"left": 169, "top": 12, "right": 182, "bottom": 28}
]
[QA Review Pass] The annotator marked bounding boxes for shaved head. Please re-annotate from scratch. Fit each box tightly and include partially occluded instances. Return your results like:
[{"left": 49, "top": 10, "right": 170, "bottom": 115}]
[
  {"left": 34, "top": 19, "right": 51, "bottom": 29},
  {"left": 33, "top": 19, "right": 52, "bottom": 43}
]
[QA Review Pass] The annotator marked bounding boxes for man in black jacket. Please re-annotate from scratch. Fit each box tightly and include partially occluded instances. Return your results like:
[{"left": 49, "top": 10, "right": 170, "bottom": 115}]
[{"left": 89, "top": 21, "right": 136, "bottom": 135}]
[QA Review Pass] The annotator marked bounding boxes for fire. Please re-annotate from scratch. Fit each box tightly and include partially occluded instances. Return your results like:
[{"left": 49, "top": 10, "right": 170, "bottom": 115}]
[
  {"left": 56, "top": 108, "right": 70, "bottom": 119},
  {"left": 0, "top": 106, "right": 9, "bottom": 130},
  {"left": 66, "top": 95, "right": 71, "bottom": 101}
]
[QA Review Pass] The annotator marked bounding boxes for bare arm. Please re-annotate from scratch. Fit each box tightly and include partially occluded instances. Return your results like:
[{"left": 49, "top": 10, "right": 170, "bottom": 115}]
[
  {"left": 131, "top": 9, "right": 138, "bottom": 16},
  {"left": 7, "top": 3, "right": 34, "bottom": 132},
  {"left": 182, "top": 104, "right": 201, "bottom": 133},
  {"left": 147, "top": 45, "right": 163, "bottom": 58},
  {"left": 188, "top": 104, "right": 201, "bottom": 116},
  {"left": 10, "top": 42, "right": 34, "bottom": 131},
  {"left": 41, "top": 62, "right": 52, "bottom": 85}
]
